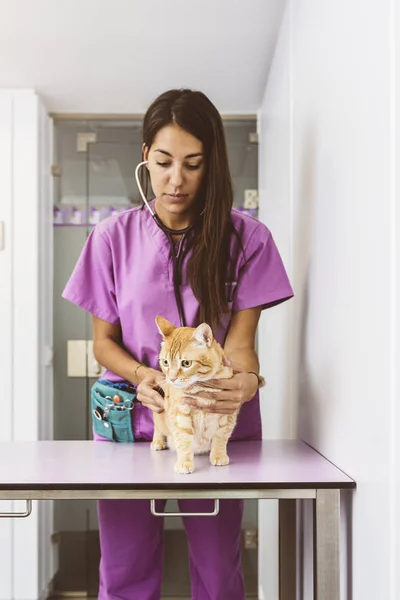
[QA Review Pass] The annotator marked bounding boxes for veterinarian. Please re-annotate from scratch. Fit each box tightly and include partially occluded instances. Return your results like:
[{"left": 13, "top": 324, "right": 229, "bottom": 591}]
[{"left": 62, "top": 88, "right": 293, "bottom": 600}]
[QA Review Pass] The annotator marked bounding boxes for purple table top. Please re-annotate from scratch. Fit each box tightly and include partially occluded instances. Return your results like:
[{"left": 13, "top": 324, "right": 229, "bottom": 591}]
[{"left": 0, "top": 440, "right": 354, "bottom": 490}]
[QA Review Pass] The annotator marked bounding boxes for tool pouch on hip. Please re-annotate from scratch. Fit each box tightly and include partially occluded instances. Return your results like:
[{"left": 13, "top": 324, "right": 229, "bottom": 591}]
[{"left": 91, "top": 380, "right": 136, "bottom": 443}]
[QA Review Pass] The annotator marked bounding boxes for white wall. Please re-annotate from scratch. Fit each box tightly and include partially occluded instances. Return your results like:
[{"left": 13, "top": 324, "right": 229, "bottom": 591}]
[
  {"left": 0, "top": 87, "right": 15, "bottom": 600},
  {"left": 257, "top": 3, "right": 293, "bottom": 598},
  {"left": 395, "top": 3, "right": 400, "bottom": 597},
  {"left": 258, "top": 1, "right": 398, "bottom": 599},
  {"left": 0, "top": 90, "right": 55, "bottom": 600}
]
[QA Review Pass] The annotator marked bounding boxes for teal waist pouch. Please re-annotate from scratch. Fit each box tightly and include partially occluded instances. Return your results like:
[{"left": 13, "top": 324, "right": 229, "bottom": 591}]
[{"left": 91, "top": 380, "right": 136, "bottom": 443}]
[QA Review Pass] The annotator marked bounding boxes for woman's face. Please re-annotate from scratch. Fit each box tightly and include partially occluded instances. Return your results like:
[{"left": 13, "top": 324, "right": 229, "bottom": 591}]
[{"left": 143, "top": 123, "right": 205, "bottom": 223}]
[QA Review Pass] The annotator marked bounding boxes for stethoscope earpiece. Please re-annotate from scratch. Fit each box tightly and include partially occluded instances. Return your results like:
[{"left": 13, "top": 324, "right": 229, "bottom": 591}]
[{"left": 134, "top": 160, "right": 154, "bottom": 216}]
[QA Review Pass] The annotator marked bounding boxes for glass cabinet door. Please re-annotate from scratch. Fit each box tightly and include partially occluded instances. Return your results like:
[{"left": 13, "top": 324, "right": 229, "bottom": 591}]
[
  {"left": 52, "top": 122, "right": 142, "bottom": 597},
  {"left": 224, "top": 119, "right": 259, "bottom": 213}
]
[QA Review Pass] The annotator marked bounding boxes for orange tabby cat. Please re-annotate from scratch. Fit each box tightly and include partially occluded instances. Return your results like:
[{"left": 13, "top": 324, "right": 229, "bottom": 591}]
[{"left": 152, "top": 316, "right": 238, "bottom": 474}]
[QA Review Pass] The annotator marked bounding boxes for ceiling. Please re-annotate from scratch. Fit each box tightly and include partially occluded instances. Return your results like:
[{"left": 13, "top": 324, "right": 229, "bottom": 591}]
[{"left": 0, "top": 0, "right": 285, "bottom": 114}]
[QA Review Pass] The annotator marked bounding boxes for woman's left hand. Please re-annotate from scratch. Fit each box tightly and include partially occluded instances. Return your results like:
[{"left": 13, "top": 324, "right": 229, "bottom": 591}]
[{"left": 183, "top": 360, "right": 259, "bottom": 414}]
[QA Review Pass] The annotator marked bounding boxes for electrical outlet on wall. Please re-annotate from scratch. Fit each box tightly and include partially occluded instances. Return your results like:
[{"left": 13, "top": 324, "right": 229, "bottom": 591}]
[
  {"left": 244, "top": 190, "right": 259, "bottom": 210},
  {"left": 248, "top": 132, "right": 258, "bottom": 144},
  {"left": 77, "top": 132, "right": 97, "bottom": 152},
  {"left": 67, "top": 340, "right": 103, "bottom": 377},
  {"left": 67, "top": 340, "right": 87, "bottom": 377},
  {"left": 242, "top": 528, "right": 258, "bottom": 549}
]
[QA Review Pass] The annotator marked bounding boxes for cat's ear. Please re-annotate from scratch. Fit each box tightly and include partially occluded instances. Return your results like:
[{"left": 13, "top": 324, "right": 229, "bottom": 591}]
[
  {"left": 155, "top": 316, "right": 176, "bottom": 338},
  {"left": 193, "top": 323, "right": 213, "bottom": 348}
]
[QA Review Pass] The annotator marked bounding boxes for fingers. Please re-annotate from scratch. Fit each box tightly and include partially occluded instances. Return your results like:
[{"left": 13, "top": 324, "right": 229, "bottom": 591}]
[
  {"left": 137, "top": 380, "right": 165, "bottom": 413},
  {"left": 209, "top": 377, "right": 242, "bottom": 390},
  {"left": 138, "top": 397, "right": 165, "bottom": 413},
  {"left": 186, "top": 401, "right": 240, "bottom": 414},
  {"left": 184, "top": 390, "right": 241, "bottom": 403},
  {"left": 183, "top": 396, "right": 240, "bottom": 413},
  {"left": 138, "top": 381, "right": 164, "bottom": 404},
  {"left": 222, "top": 355, "right": 231, "bottom": 367},
  {"left": 147, "top": 404, "right": 165, "bottom": 414},
  {"left": 186, "top": 381, "right": 220, "bottom": 393}
]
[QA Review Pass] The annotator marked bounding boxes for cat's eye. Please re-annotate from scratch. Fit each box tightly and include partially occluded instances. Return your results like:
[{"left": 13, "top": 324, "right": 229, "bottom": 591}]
[
  {"left": 181, "top": 360, "right": 192, "bottom": 368},
  {"left": 161, "top": 359, "right": 169, "bottom": 367}
]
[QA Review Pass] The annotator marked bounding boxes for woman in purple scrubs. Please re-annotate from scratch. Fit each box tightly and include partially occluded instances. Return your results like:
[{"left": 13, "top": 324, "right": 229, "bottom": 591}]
[{"left": 63, "top": 89, "right": 293, "bottom": 600}]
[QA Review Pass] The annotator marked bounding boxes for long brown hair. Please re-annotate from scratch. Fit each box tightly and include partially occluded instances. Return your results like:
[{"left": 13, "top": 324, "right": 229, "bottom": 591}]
[{"left": 141, "top": 89, "right": 240, "bottom": 330}]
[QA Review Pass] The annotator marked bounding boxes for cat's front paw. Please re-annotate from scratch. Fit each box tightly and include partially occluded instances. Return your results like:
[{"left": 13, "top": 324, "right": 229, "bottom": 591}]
[
  {"left": 210, "top": 453, "right": 230, "bottom": 466},
  {"left": 174, "top": 459, "right": 195, "bottom": 474},
  {"left": 151, "top": 439, "right": 167, "bottom": 451}
]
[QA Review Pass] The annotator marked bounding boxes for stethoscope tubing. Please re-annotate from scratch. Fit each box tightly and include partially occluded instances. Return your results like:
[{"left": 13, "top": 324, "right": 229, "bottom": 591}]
[{"left": 135, "top": 160, "right": 190, "bottom": 326}]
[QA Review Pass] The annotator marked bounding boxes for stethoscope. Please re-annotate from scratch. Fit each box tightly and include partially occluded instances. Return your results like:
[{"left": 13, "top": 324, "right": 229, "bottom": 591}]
[{"left": 134, "top": 160, "right": 193, "bottom": 327}]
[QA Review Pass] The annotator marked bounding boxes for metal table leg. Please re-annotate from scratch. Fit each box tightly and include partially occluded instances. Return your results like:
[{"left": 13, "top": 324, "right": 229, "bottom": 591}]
[
  {"left": 314, "top": 489, "right": 340, "bottom": 599},
  {"left": 279, "top": 499, "right": 297, "bottom": 600}
]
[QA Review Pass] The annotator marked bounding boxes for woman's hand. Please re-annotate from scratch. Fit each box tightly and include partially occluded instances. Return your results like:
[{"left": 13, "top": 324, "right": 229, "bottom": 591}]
[
  {"left": 183, "top": 359, "right": 259, "bottom": 414},
  {"left": 136, "top": 367, "right": 166, "bottom": 413}
]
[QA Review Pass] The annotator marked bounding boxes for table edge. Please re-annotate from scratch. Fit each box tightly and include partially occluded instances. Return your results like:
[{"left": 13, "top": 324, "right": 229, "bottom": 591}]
[{"left": 0, "top": 480, "right": 356, "bottom": 491}]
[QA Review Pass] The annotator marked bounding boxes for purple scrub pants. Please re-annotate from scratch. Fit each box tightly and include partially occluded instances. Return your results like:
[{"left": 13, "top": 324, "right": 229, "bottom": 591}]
[
  {"left": 97, "top": 497, "right": 245, "bottom": 600},
  {"left": 93, "top": 420, "right": 247, "bottom": 600}
]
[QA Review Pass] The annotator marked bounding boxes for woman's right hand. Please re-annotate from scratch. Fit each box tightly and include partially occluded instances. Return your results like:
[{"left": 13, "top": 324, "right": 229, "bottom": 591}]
[{"left": 136, "top": 367, "right": 166, "bottom": 413}]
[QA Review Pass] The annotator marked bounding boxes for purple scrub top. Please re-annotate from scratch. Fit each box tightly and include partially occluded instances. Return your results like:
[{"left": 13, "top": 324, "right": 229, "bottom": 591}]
[{"left": 62, "top": 202, "right": 293, "bottom": 442}]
